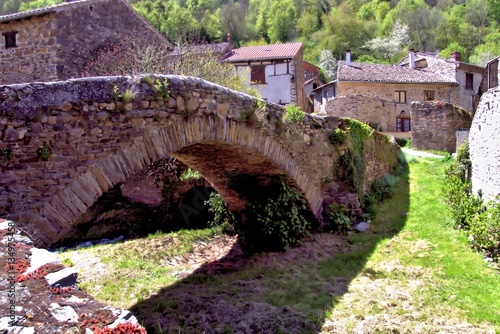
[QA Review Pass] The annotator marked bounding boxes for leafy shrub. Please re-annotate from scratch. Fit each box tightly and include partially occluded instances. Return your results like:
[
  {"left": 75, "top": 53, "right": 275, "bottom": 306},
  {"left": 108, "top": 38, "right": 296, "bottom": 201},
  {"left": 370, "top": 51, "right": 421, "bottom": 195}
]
[
  {"left": 205, "top": 192, "right": 236, "bottom": 235},
  {"left": 469, "top": 200, "right": 500, "bottom": 260},
  {"left": 283, "top": 104, "right": 305, "bottom": 124},
  {"left": 322, "top": 203, "right": 352, "bottom": 234},
  {"left": 442, "top": 170, "right": 483, "bottom": 230},
  {"left": 238, "top": 176, "right": 311, "bottom": 252},
  {"left": 442, "top": 140, "right": 481, "bottom": 230},
  {"left": 395, "top": 138, "right": 408, "bottom": 147}
]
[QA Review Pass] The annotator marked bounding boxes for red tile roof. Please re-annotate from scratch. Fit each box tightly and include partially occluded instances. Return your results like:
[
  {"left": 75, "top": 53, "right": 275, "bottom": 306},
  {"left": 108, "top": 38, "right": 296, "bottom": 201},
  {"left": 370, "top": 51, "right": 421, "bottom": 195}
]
[
  {"left": 337, "top": 61, "right": 458, "bottom": 85},
  {"left": 225, "top": 43, "right": 302, "bottom": 62},
  {"left": 304, "top": 61, "right": 320, "bottom": 73}
]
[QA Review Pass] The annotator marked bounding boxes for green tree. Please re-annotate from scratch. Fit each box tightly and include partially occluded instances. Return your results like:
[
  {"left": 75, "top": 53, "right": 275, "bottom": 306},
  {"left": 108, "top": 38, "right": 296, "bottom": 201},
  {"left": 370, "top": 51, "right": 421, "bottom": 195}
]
[
  {"left": 18, "top": 0, "right": 62, "bottom": 11},
  {"left": 267, "top": 0, "right": 297, "bottom": 43},
  {"left": 219, "top": 0, "right": 248, "bottom": 47},
  {"left": 2, "top": 0, "right": 22, "bottom": 14}
]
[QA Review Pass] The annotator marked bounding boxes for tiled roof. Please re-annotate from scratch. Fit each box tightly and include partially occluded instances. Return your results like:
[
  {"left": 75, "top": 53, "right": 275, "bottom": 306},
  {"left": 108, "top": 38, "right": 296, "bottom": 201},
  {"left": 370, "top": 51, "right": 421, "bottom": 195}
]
[
  {"left": 337, "top": 61, "right": 458, "bottom": 85},
  {"left": 0, "top": 0, "right": 93, "bottom": 22},
  {"left": 304, "top": 61, "right": 320, "bottom": 73},
  {"left": 225, "top": 42, "right": 302, "bottom": 62},
  {"left": 169, "top": 42, "right": 231, "bottom": 57},
  {"left": 398, "top": 53, "right": 484, "bottom": 76}
]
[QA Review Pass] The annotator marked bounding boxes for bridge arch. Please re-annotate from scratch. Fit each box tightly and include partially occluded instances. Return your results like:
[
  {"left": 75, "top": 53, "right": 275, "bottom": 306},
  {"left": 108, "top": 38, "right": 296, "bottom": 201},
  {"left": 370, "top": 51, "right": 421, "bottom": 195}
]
[{"left": 1, "top": 75, "right": 345, "bottom": 247}]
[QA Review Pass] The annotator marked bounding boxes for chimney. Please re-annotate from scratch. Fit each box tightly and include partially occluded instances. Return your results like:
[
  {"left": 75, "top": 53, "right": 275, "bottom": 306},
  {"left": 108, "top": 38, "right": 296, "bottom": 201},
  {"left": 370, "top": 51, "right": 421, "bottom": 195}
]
[
  {"left": 346, "top": 50, "right": 351, "bottom": 67},
  {"left": 409, "top": 49, "right": 415, "bottom": 69},
  {"left": 227, "top": 34, "right": 232, "bottom": 52},
  {"left": 450, "top": 51, "right": 461, "bottom": 62}
]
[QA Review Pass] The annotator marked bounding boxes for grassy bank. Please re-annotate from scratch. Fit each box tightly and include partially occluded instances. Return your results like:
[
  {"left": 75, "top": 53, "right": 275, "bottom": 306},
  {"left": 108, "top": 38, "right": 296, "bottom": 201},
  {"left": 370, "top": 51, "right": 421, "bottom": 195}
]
[{"left": 58, "top": 151, "right": 500, "bottom": 333}]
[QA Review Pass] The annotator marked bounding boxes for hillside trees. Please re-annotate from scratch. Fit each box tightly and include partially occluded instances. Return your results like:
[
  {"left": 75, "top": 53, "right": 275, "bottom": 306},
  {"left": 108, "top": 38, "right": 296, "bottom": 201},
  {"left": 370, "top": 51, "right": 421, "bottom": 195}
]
[{"left": 2, "top": 0, "right": 499, "bottom": 68}]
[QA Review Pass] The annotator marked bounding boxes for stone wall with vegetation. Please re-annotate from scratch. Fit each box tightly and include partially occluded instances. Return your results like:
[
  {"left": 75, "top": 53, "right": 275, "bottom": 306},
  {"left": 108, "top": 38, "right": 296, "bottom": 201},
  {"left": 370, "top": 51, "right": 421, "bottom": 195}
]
[
  {"left": 0, "top": 13, "right": 59, "bottom": 84},
  {"left": 410, "top": 101, "right": 472, "bottom": 153},
  {"left": 470, "top": 87, "right": 500, "bottom": 201},
  {"left": 0, "top": 75, "right": 399, "bottom": 247},
  {"left": 325, "top": 95, "right": 398, "bottom": 132}
]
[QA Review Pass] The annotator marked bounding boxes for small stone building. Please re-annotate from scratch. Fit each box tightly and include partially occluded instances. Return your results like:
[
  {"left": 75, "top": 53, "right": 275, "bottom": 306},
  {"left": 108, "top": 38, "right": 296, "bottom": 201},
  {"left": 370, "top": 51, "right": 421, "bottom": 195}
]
[
  {"left": 410, "top": 101, "right": 472, "bottom": 153},
  {"left": 0, "top": 0, "right": 172, "bottom": 84},
  {"left": 225, "top": 42, "right": 307, "bottom": 111}
]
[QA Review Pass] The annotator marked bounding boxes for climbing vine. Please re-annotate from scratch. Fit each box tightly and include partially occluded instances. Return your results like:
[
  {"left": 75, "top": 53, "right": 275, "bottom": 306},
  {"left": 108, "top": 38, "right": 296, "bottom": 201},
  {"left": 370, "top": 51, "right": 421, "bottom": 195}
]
[{"left": 334, "top": 119, "right": 374, "bottom": 199}]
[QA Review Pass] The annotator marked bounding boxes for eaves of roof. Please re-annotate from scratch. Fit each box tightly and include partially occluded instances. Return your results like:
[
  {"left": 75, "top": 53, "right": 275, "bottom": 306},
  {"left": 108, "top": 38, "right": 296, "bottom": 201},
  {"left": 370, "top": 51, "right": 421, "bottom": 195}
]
[
  {"left": 225, "top": 42, "right": 302, "bottom": 62},
  {"left": 337, "top": 61, "right": 458, "bottom": 85}
]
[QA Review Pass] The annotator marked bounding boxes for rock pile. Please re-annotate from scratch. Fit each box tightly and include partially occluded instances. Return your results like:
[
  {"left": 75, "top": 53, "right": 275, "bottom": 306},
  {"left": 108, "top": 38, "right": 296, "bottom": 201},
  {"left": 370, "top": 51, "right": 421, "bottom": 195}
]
[{"left": 0, "top": 219, "right": 145, "bottom": 334}]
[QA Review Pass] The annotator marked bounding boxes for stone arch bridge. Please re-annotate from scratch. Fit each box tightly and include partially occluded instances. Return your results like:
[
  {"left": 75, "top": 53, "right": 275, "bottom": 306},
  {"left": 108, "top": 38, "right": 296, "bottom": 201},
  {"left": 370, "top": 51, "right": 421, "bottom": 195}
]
[{"left": 0, "top": 76, "right": 399, "bottom": 247}]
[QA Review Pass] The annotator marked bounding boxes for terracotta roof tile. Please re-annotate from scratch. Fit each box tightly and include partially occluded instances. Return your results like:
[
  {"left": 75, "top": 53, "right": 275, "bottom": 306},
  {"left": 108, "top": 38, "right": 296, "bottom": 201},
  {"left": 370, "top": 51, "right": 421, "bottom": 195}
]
[
  {"left": 226, "top": 42, "right": 302, "bottom": 62},
  {"left": 338, "top": 61, "right": 458, "bottom": 85}
]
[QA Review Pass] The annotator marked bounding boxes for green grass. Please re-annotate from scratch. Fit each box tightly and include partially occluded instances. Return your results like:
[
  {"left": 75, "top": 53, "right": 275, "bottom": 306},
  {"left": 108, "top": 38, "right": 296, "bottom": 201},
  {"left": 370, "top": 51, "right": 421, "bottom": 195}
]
[
  {"left": 58, "top": 228, "right": 219, "bottom": 309},
  {"left": 58, "top": 153, "right": 500, "bottom": 333},
  {"left": 323, "top": 154, "right": 500, "bottom": 332}
]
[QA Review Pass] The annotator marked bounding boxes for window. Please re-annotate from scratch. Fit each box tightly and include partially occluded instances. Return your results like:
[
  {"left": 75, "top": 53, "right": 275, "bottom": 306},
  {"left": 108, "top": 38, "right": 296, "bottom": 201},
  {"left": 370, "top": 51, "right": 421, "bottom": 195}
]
[
  {"left": 424, "top": 90, "right": 434, "bottom": 101},
  {"left": 488, "top": 59, "right": 498, "bottom": 89},
  {"left": 465, "top": 73, "right": 473, "bottom": 90},
  {"left": 396, "top": 117, "right": 411, "bottom": 132},
  {"left": 394, "top": 90, "right": 406, "bottom": 103},
  {"left": 250, "top": 65, "right": 266, "bottom": 84},
  {"left": 312, "top": 83, "right": 318, "bottom": 90},
  {"left": 3, "top": 31, "right": 18, "bottom": 49}
]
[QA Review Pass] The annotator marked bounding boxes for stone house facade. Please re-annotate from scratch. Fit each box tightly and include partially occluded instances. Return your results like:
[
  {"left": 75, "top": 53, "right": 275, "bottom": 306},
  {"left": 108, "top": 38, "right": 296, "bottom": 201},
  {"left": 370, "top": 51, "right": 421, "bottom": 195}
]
[
  {"left": 0, "top": 0, "right": 172, "bottom": 84},
  {"left": 225, "top": 42, "right": 306, "bottom": 111},
  {"left": 398, "top": 51, "right": 484, "bottom": 114}
]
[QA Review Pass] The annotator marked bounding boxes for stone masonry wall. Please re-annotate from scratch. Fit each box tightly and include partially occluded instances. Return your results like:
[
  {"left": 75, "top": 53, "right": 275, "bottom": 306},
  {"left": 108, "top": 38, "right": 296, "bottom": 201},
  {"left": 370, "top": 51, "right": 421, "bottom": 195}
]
[
  {"left": 0, "top": 13, "right": 59, "bottom": 84},
  {"left": 0, "top": 76, "right": 399, "bottom": 246},
  {"left": 0, "top": 0, "right": 171, "bottom": 84},
  {"left": 325, "top": 95, "right": 398, "bottom": 132},
  {"left": 411, "top": 101, "right": 472, "bottom": 153},
  {"left": 470, "top": 87, "right": 500, "bottom": 201},
  {"left": 55, "top": 0, "right": 170, "bottom": 80}
]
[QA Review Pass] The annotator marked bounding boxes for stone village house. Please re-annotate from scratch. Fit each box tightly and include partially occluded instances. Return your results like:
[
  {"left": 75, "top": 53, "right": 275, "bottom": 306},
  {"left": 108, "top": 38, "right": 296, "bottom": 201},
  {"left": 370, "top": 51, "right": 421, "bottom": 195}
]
[
  {"left": 312, "top": 50, "right": 484, "bottom": 133},
  {"left": 0, "top": 0, "right": 172, "bottom": 84},
  {"left": 225, "top": 42, "right": 307, "bottom": 111}
]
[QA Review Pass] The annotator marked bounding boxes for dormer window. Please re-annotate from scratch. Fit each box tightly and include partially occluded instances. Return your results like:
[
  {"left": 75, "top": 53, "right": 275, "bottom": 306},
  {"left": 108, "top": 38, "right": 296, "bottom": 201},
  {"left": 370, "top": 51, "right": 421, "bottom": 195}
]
[{"left": 3, "top": 31, "right": 18, "bottom": 49}]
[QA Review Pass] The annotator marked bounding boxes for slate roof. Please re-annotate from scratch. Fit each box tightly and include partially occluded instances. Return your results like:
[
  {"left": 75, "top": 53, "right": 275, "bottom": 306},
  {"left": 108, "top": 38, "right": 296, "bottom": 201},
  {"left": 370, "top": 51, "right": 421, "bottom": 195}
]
[
  {"left": 169, "top": 42, "right": 231, "bottom": 58},
  {"left": 0, "top": 0, "right": 92, "bottom": 22},
  {"left": 337, "top": 61, "right": 458, "bottom": 85},
  {"left": 225, "top": 43, "right": 302, "bottom": 62},
  {"left": 398, "top": 53, "right": 484, "bottom": 77}
]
